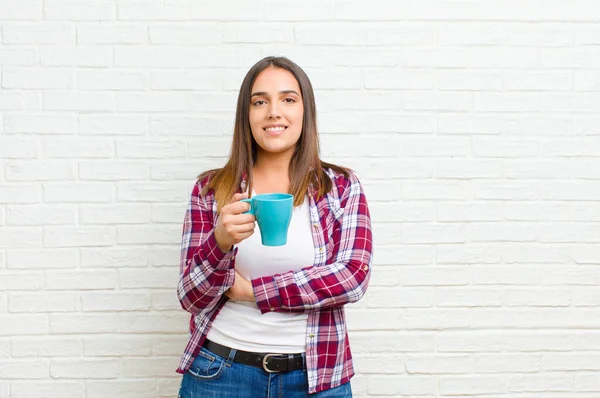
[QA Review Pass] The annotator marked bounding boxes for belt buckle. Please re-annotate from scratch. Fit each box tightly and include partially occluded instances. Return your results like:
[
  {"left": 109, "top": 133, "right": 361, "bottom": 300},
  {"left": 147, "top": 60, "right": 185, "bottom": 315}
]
[{"left": 262, "top": 353, "right": 282, "bottom": 373}]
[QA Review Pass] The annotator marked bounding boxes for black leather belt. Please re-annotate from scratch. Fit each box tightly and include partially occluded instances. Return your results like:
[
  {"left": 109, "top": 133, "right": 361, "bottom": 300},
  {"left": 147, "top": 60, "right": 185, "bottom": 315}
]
[{"left": 203, "top": 339, "right": 305, "bottom": 373}]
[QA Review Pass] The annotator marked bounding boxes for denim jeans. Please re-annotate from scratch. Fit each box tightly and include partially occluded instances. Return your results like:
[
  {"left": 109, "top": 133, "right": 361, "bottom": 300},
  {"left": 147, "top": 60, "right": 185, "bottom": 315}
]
[{"left": 178, "top": 345, "right": 352, "bottom": 398}]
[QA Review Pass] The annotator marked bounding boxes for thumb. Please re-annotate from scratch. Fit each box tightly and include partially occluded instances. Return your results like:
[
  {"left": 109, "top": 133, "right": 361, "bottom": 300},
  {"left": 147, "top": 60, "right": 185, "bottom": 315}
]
[{"left": 230, "top": 192, "right": 248, "bottom": 203}]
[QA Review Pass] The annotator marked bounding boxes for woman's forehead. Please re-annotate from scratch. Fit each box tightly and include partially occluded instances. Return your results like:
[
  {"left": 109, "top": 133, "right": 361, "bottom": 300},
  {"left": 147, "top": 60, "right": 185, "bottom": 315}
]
[{"left": 251, "top": 67, "right": 300, "bottom": 93}]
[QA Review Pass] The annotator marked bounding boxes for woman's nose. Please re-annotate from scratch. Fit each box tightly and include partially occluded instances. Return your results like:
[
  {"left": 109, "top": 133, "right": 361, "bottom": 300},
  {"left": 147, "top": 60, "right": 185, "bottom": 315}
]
[{"left": 267, "top": 102, "right": 281, "bottom": 119}]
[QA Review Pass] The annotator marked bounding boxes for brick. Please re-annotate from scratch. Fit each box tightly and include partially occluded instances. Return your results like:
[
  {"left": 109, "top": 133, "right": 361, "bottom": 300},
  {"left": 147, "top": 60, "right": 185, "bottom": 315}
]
[
  {"left": 118, "top": 312, "right": 188, "bottom": 333},
  {"left": 45, "top": 270, "right": 117, "bottom": 290},
  {"left": 436, "top": 287, "right": 503, "bottom": 307},
  {"left": 0, "top": 0, "right": 42, "bottom": 20},
  {"left": 437, "top": 331, "right": 504, "bottom": 353},
  {"left": 469, "top": 223, "right": 537, "bottom": 242},
  {"left": 9, "top": 293, "right": 80, "bottom": 312},
  {"left": 151, "top": 292, "right": 180, "bottom": 311},
  {"left": 44, "top": 226, "right": 115, "bottom": 247},
  {"left": 114, "top": 46, "right": 187, "bottom": 67},
  {"left": 12, "top": 337, "right": 82, "bottom": 357},
  {"left": 149, "top": 116, "right": 220, "bottom": 136},
  {"left": 80, "top": 204, "right": 151, "bottom": 224},
  {"left": 116, "top": 92, "right": 187, "bottom": 112},
  {"left": 187, "top": 138, "right": 231, "bottom": 157},
  {"left": 79, "top": 161, "right": 148, "bottom": 181},
  {"left": 50, "top": 359, "right": 119, "bottom": 379},
  {"left": 117, "top": 182, "right": 189, "bottom": 202},
  {"left": 437, "top": 70, "right": 502, "bottom": 91},
  {"left": 0, "top": 91, "right": 40, "bottom": 111},
  {"left": 0, "top": 360, "right": 49, "bottom": 379},
  {"left": 149, "top": 247, "right": 178, "bottom": 267},
  {"left": 77, "top": 23, "right": 148, "bottom": 44},
  {"left": 151, "top": 70, "right": 221, "bottom": 90},
  {"left": 223, "top": 23, "right": 292, "bottom": 43},
  {"left": 50, "top": 313, "right": 118, "bottom": 334},
  {"left": 0, "top": 228, "right": 42, "bottom": 249},
  {"left": 505, "top": 332, "right": 573, "bottom": 351},
  {"left": 149, "top": 24, "right": 222, "bottom": 44},
  {"left": 438, "top": 115, "right": 502, "bottom": 135},
  {"left": 10, "top": 382, "right": 84, "bottom": 398},
  {"left": 7, "top": 249, "right": 78, "bottom": 269},
  {"left": 406, "top": 355, "right": 471, "bottom": 374},
  {"left": 334, "top": 0, "right": 401, "bottom": 20},
  {"left": 405, "top": 92, "right": 471, "bottom": 111},
  {"left": 149, "top": 161, "right": 219, "bottom": 180},
  {"left": 4, "top": 113, "right": 76, "bottom": 134},
  {"left": 5, "top": 160, "right": 75, "bottom": 181},
  {"left": 79, "top": 114, "right": 148, "bottom": 135},
  {"left": 0, "top": 273, "right": 43, "bottom": 291},
  {"left": 504, "top": 71, "right": 572, "bottom": 91},
  {"left": 40, "top": 46, "right": 112, "bottom": 67},
  {"left": 399, "top": 266, "right": 469, "bottom": 286},
  {"left": 0, "top": 314, "right": 48, "bottom": 336},
  {"left": 2, "top": 23, "right": 73, "bottom": 44},
  {"left": 152, "top": 204, "right": 186, "bottom": 223},
  {"left": 117, "top": 0, "right": 190, "bottom": 21},
  {"left": 44, "top": 182, "right": 113, "bottom": 203},
  {"left": 6, "top": 205, "right": 77, "bottom": 226},
  {"left": 43, "top": 91, "right": 114, "bottom": 111},
  {"left": 86, "top": 380, "right": 155, "bottom": 398},
  {"left": 83, "top": 335, "right": 152, "bottom": 356},
  {"left": 302, "top": 67, "right": 363, "bottom": 90},
  {"left": 187, "top": 92, "right": 237, "bottom": 112},
  {"left": 80, "top": 247, "right": 149, "bottom": 268},
  {"left": 119, "top": 268, "right": 177, "bottom": 289},
  {"left": 121, "top": 356, "right": 180, "bottom": 377},
  {"left": 116, "top": 139, "right": 186, "bottom": 159},
  {"left": 0, "top": 184, "right": 40, "bottom": 204},
  {"left": 0, "top": 49, "right": 38, "bottom": 66},
  {"left": 0, "top": 137, "right": 38, "bottom": 158},
  {"left": 439, "top": 375, "right": 507, "bottom": 395},
  {"left": 509, "top": 374, "right": 572, "bottom": 392},
  {"left": 77, "top": 70, "right": 150, "bottom": 90},
  {"left": 366, "top": 375, "right": 436, "bottom": 395},
  {"left": 295, "top": 24, "right": 364, "bottom": 45},
  {"left": 44, "top": 0, "right": 116, "bottom": 21},
  {"left": 81, "top": 292, "right": 151, "bottom": 311},
  {"left": 367, "top": 287, "right": 433, "bottom": 308},
  {"left": 507, "top": 26, "right": 573, "bottom": 47},
  {"left": 365, "top": 25, "right": 434, "bottom": 46}
]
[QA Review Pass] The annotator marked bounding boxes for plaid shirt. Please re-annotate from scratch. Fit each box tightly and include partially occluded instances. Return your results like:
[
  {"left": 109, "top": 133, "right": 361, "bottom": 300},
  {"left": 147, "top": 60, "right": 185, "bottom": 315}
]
[{"left": 176, "top": 167, "right": 373, "bottom": 394}]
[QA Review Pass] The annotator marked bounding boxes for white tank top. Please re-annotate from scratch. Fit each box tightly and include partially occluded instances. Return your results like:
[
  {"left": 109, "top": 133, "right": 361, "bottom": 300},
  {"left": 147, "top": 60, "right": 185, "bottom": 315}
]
[{"left": 206, "top": 194, "right": 314, "bottom": 353}]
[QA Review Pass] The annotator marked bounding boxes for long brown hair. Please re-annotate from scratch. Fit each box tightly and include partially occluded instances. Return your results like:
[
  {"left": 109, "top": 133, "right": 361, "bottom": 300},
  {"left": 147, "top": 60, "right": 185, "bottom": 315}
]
[{"left": 199, "top": 56, "right": 349, "bottom": 212}]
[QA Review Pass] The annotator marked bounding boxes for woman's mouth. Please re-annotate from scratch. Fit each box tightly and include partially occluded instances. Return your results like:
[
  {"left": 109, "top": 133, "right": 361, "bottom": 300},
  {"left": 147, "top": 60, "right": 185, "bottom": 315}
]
[{"left": 264, "top": 126, "right": 287, "bottom": 136}]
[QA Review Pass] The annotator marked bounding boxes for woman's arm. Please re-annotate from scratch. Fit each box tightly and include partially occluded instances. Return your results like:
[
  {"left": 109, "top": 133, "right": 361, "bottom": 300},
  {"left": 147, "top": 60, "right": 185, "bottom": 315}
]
[
  {"left": 177, "top": 182, "right": 237, "bottom": 315},
  {"left": 250, "top": 172, "right": 373, "bottom": 313}
]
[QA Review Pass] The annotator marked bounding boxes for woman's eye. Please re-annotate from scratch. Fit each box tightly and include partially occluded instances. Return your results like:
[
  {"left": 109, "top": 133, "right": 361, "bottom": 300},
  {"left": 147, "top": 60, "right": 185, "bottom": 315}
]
[
  {"left": 283, "top": 98, "right": 295, "bottom": 103},
  {"left": 253, "top": 100, "right": 266, "bottom": 106}
]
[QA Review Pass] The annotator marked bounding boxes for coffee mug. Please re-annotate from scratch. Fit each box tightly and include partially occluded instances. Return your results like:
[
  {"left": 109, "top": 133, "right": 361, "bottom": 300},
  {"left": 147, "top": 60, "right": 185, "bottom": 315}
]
[{"left": 241, "top": 193, "right": 293, "bottom": 246}]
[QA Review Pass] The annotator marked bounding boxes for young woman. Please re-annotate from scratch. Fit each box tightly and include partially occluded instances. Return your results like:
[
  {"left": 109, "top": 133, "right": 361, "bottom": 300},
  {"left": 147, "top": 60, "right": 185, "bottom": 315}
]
[{"left": 176, "top": 56, "right": 373, "bottom": 397}]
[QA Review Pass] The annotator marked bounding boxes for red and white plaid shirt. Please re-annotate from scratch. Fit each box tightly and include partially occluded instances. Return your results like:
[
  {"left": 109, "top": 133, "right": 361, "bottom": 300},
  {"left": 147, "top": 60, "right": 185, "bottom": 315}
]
[{"left": 176, "top": 167, "right": 373, "bottom": 394}]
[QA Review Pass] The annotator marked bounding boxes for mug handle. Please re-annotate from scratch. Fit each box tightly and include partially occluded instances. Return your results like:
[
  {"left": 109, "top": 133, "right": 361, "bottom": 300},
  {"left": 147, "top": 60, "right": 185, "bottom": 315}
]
[{"left": 241, "top": 198, "right": 254, "bottom": 215}]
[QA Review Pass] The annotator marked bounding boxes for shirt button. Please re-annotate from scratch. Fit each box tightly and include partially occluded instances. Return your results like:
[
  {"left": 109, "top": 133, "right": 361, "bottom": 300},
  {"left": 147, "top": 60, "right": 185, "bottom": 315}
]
[
  {"left": 363, "top": 265, "right": 369, "bottom": 271},
  {"left": 309, "top": 333, "right": 315, "bottom": 338},
  {"left": 313, "top": 223, "right": 319, "bottom": 230},
  {"left": 319, "top": 247, "right": 324, "bottom": 253},
  {"left": 270, "top": 308, "right": 274, "bottom": 311}
]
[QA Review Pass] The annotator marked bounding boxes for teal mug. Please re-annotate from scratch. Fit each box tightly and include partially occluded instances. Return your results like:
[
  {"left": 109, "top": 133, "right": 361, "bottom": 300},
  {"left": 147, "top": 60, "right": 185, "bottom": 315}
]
[{"left": 241, "top": 193, "right": 293, "bottom": 246}]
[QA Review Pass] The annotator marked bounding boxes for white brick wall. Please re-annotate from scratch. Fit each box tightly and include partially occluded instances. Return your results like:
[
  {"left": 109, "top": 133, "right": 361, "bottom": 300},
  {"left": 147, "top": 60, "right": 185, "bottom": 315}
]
[{"left": 1, "top": 1, "right": 600, "bottom": 397}]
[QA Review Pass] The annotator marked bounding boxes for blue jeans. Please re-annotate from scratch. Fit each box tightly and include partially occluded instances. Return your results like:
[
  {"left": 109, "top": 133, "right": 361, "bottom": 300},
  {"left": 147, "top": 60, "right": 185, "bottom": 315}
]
[{"left": 178, "top": 345, "right": 352, "bottom": 398}]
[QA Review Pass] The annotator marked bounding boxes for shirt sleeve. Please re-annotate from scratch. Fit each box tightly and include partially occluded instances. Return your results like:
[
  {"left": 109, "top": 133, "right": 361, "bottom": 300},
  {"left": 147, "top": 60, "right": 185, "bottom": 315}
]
[
  {"left": 251, "top": 171, "right": 373, "bottom": 314},
  {"left": 177, "top": 181, "right": 237, "bottom": 315}
]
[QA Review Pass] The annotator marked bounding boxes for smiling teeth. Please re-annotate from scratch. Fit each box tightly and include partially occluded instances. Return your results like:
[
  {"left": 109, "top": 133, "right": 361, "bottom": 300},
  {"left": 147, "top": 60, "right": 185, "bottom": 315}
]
[{"left": 266, "top": 127, "right": 286, "bottom": 132}]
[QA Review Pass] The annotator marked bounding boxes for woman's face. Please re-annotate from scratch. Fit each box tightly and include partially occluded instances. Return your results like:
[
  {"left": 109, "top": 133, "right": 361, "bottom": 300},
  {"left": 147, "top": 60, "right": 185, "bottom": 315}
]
[{"left": 249, "top": 67, "right": 304, "bottom": 161}]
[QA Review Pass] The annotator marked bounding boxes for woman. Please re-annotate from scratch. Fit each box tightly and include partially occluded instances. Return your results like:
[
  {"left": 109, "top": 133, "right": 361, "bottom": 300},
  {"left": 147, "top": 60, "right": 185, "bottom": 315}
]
[{"left": 177, "top": 56, "right": 373, "bottom": 397}]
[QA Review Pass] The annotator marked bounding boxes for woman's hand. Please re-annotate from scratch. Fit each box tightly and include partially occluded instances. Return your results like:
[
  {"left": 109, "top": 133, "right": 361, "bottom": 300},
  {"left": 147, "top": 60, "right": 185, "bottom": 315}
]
[
  {"left": 224, "top": 271, "right": 255, "bottom": 302},
  {"left": 214, "top": 193, "right": 256, "bottom": 253}
]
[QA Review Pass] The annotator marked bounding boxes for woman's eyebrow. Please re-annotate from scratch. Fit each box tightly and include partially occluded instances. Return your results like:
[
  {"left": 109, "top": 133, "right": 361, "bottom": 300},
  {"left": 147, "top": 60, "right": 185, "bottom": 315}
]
[{"left": 250, "top": 90, "right": 300, "bottom": 97}]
